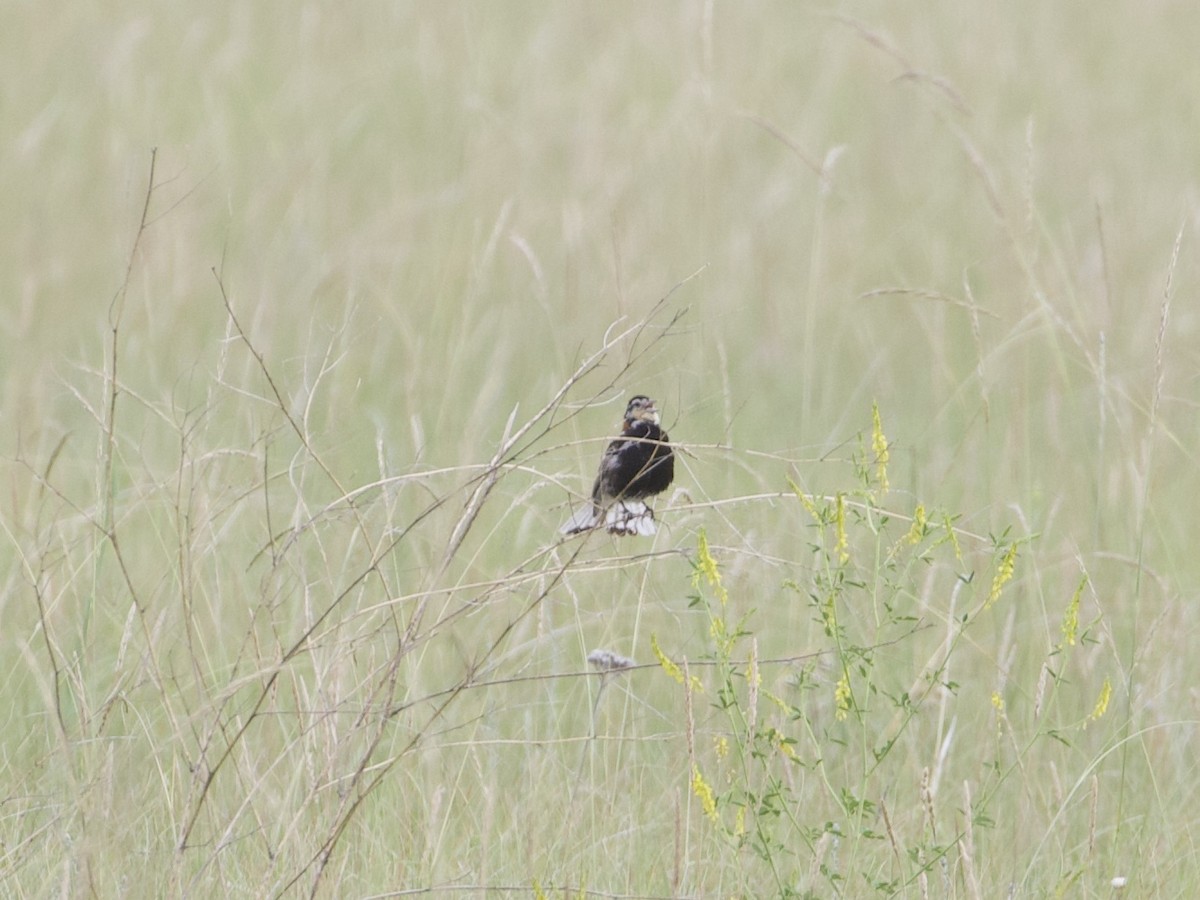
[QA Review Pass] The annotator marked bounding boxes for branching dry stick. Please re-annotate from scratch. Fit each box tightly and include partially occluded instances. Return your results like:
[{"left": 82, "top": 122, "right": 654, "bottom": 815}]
[
  {"left": 101, "top": 148, "right": 156, "bottom": 538},
  {"left": 295, "top": 278, "right": 700, "bottom": 897},
  {"left": 94, "top": 150, "right": 164, "bottom": 634},
  {"left": 36, "top": 144, "right": 161, "bottom": 900},
  {"left": 286, "top": 535, "right": 595, "bottom": 900},
  {"left": 211, "top": 269, "right": 383, "bottom": 571},
  {"left": 172, "top": 488, "right": 447, "bottom": 856},
  {"left": 182, "top": 275, "right": 698, "bottom": 893},
  {"left": 91, "top": 148, "right": 165, "bottom": 688},
  {"left": 10, "top": 437, "right": 73, "bottom": 738},
  {"left": 94, "top": 152, "right": 177, "bottom": 704},
  {"left": 175, "top": 420, "right": 487, "bottom": 871}
]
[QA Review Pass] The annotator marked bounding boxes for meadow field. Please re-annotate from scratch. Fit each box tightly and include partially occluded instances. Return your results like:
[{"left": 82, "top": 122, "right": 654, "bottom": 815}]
[{"left": 4, "top": 3, "right": 1200, "bottom": 897}]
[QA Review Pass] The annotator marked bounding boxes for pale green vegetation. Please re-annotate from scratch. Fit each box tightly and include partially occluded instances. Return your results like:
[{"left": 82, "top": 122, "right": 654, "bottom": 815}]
[{"left": 3, "top": 3, "right": 1199, "bottom": 897}]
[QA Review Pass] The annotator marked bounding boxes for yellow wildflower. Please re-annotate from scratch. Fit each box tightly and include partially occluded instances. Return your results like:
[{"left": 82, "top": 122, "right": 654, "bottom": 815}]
[
  {"left": 987, "top": 544, "right": 1018, "bottom": 609},
  {"left": 692, "top": 765, "right": 718, "bottom": 823},
  {"left": 652, "top": 634, "right": 683, "bottom": 684},
  {"left": 871, "top": 402, "right": 890, "bottom": 494}
]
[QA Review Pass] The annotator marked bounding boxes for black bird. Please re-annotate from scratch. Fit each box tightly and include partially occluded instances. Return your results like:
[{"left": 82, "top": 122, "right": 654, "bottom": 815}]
[{"left": 562, "top": 395, "right": 675, "bottom": 536}]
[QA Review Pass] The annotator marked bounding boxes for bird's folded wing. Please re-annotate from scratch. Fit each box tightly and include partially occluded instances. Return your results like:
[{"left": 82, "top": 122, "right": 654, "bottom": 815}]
[{"left": 560, "top": 505, "right": 600, "bottom": 535}]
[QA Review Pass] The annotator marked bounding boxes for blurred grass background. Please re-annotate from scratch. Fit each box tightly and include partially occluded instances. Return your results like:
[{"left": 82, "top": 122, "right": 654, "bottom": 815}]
[{"left": 3, "top": 2, "right": 1199, "bottom": 897}]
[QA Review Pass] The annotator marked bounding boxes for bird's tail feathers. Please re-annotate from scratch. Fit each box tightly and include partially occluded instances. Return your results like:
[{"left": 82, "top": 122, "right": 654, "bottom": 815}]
[
  {"left": 604, "top": 500, "right": 657, "bottom": 536},
  {"left": 561, "top": 501, "right": 658, "bottom": 537}
]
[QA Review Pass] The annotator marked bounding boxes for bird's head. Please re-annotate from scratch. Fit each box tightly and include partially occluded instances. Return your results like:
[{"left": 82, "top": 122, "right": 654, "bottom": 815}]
[{"left": 624, "top": 395, "right": 660, "bottom": 426}]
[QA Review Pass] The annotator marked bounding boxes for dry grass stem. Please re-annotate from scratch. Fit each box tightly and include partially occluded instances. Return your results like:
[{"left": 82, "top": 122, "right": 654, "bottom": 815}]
[{"left": 7, "top": 6, "right": 1198, "bottom": 895}]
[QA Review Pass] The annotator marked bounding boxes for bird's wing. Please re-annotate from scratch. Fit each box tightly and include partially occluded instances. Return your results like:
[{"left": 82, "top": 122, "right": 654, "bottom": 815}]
[{"left": 560, "top": 503, "right": 600, "bottom": 534}]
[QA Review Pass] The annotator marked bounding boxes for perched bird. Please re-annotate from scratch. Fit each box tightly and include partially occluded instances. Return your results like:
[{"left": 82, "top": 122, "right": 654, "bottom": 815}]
[{"left": 561, "top": 394, "right": 675, "bottom": 536}]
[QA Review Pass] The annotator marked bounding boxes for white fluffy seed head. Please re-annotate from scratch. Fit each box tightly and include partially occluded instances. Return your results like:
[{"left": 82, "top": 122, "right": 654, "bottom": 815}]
[{"left": 587, "top": 649, "right": 635, "bottom": 672}]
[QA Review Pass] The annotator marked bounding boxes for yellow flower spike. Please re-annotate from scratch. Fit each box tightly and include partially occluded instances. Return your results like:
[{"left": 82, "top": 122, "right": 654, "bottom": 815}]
[
  {"left": 1061, "top": 574, "right": 1087, "bottom": 648},
  {"left": 986, "top": 543, "right": 1018, "bottom": 609},
  {"left": 695, "top": 529, "right": 728, "bottom": 605},
  {"left": 787, "top": 476, "right": 822, "bottom": 521},
  {"left": 764, "top": 689, "right": 791, "bottom": 713},
  {"left": 871, "top": 401, "right": 890, "bottom": 494},
  {"left": 770, "top": 728, "right": 797, "bottom": 760},
  {"left": 651, "top": 634, "right": 683, "bottom": 684},
  {"left": 692, "top": 765, "right": 719, "bottom": 823},
  {"left": 835, "top": 493, "right": 849, "bottom": 564},
  {"left": 1088, "top": 677, "right": 1112, "bottom": 725},
  {"left": 906, "top": 504, "right": 927, "bottom": 545}
]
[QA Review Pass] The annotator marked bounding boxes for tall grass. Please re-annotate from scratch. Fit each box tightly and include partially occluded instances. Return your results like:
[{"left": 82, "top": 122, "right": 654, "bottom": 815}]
[{"left": 4, "top": 3, "right": 1200, "bottom": 897}]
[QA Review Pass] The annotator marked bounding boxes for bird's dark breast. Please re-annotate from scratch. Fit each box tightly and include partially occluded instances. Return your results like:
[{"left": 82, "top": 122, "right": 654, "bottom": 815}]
[{"left": 605, "top": 422, "right": 674, "bottom": 499}]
